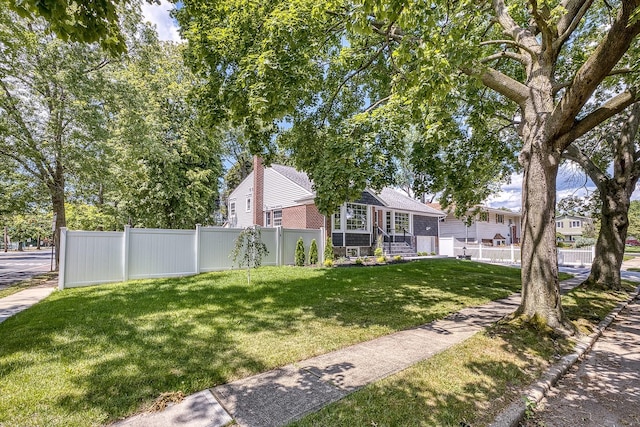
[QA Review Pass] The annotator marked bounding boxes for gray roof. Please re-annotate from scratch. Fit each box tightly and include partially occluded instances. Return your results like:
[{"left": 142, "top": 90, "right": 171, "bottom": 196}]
[
  {"left": 271, "top": 164, "right": 314, "bottom": 193},
  {"left": 375, "top": 188, "right": 445, "bottom": 216},
  {"left": 270, "top": 164, "right": 445, "bottom": 216}
]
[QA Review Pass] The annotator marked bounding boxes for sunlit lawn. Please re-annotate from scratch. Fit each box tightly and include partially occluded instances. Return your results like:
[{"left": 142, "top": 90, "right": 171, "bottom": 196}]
[
  {"left": 0, "top": 259, "right": 551, "bottom": 426},
  {"left": 291, "top": 281, "right": 633, "bottom": 427}
]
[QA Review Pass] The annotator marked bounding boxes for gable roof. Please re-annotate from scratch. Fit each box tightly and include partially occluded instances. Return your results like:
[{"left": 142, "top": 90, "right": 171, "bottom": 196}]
[
  {"left": 270, "top": 164, "right": 314, "bottom": 193},
  {"left": 428, "top": 202, "right": 521, "bottom": 218},
  {"left": 376, "top": 188, "right": 445, "bottom": 215}
]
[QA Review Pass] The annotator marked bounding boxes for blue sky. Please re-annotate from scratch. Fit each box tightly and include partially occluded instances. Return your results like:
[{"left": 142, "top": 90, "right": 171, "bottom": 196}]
[{"left": 141, "top": 4, "right": 638, "bottom": 212}]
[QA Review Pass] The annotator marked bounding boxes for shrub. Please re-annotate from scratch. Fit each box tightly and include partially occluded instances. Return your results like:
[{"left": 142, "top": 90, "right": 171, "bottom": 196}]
[
  {"left": 230, "top": 226, "right": 269, "bottom": 284},
  {"left": 574, "top": 237, "right": 596, "bottom": 248},
  {"left": 324, "top": 237, "right": 334, "bottom": 261},
  {"left": 295, "top": 237, "right": 306, "bottom": 266},
  {"left": 430, "top": 251, "right": 436, "bottom": 255},
  {"left": 393, "top": 255, "right": 403, "bottom": 262},
  {"left": 374, "top": 247, "right": 383, "bottom": 257},
  {"left": 355, "top": 257, "right": 364, "bottom": 265},
  {"left": 309, "top": 239, "right": 318, "bottom": 265},
  {"left": 376, "top": 256, "right": 386, "bottom": 263},
  {"left": 323, "top": 259, "right": 334, "bottom": 267}
]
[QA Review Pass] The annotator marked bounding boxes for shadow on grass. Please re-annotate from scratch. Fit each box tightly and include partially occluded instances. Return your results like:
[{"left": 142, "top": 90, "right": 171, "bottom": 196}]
[{"left": 0, "top": 258, "right": 523, "bottom": 425}]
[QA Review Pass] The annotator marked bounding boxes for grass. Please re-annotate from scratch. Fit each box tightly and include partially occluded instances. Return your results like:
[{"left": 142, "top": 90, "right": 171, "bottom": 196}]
[
  {"left": 0, "top": 259, "right": 535, "bottom": 427},
  {"left": 290, "top": 282, "right": 635, "bottom": 427},
  {"left": 624, "top": 245, "right": 640, "bottom": 253},
  {"left": 0, "top": 272, "right": 58, "bottom": 299}
]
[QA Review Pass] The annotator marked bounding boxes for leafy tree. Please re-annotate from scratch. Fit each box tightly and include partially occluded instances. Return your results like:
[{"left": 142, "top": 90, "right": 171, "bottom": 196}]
[
  {"left": 0, "top": 8, "right": 118, "bottom": 265},
  {"left": 295, "top": 237, "right": 306, "bottom": 267},
  {"left": 107, "top": 29, "right": 223, "bottom": 228},
  {"left": 7, "top": 0, "right": 156, "bottom": 55},
  {"left": 177, "top": 1, "right": 640, "bottom": 333},
  {"left": 564, "top": 104, "right": 640, "bottom": 288},
  {"left": 309, "top": 239, "right": 318, "bottom": 265},
  {"left": 231, "top": 226, "right": 269, "bottom": 284},
  {"left": 628, "top": 201, "right": 640, "bottom": 240}
]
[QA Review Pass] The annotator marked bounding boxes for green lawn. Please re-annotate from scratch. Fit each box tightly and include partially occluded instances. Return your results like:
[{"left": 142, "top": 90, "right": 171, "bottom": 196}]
[
  {"left": 0, "top": 259, "right": 556, "bottom": 426},
  {"left": 291, "top": 282, "right": 634, "bottom": 427}
]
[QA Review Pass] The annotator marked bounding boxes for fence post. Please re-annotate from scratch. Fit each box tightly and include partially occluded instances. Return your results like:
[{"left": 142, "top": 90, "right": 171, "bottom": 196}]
[
  {"left": 319, "top": 227, "right": 325, "bottom": 264},
  {"left": 591, "top": 245, "right": 595, "bottom": 262},
  {"left": 510, "top": 244, "right": 515, "bottom": 263},
  {"left": 276, "top": 226, "right": 282, "bottom": 266},
  {"left": 479, "top": 243, "right": 483, "bottom": 260},
  {"left": 123, "top": 225, "right": 130, "bottom": 282},
  {"left": 57, "top": 227, "right": 67, "bottom": 290},
  {"left": 195, "top": 224, "right": 201, "bottom": 274}
]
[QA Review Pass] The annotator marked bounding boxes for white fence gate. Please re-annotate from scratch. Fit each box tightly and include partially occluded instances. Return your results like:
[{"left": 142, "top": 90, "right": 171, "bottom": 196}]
[{"left": 59, "top": 225, "right": 324, "bottom": 289}]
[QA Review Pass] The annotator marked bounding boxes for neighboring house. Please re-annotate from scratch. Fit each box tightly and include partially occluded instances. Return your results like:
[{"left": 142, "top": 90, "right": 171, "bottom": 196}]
[
  {"left": 430, "top": 204, "right": 521, "bottom": 246},
  {"left": 555, "top": 214, "right": 593, "bottom": 243},
  {"left": 227, "top": 157, "right": 446, "bottom": 256}
]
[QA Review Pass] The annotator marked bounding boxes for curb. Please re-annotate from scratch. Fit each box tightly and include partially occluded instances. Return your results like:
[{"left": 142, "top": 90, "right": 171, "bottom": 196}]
[{"left": 490, "top": 283, "right": 640, "bottom": 427}]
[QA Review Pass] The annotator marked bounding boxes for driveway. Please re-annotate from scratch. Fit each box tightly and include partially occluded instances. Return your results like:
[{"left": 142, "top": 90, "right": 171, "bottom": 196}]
[{"left": 0, "top": 250, "right": 53, "bottom": 289}]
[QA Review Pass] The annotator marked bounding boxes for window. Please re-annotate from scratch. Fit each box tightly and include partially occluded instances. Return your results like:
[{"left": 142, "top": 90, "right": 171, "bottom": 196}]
[
  {"left": 346, "top": 203, "right": 368, "bottom": 231},
  {"left": 333, "top": 210, "right": 342, "bottom": 231},
  {"left": 496, "top": 214, "right": 504, "bottom": 224},
  {"left": 394, "top": 212, "right": 409, "bottom": 233},
  {"left": 265, "top": 211, "right": 271, "bottom": 227},
  {"left": 556, "top": 221, "right": 563, "bottom": 228},
  {"left": 229, "top": 201, "right": 236, "bottom": 217},
  {"left": 570, "top": 220, "right": 581, "bottom": 228},
  {"left": 386, "top": 211, "right": 392, "bottom": 234},
  {"left": 246, "top": 197, "right": 251, "bottom": 212},
  {"left": 273, "top": 210, "right": 282, "bottom": 226},
  {"left": 479, "top": 211, "right": 489, "bottom": 222}
]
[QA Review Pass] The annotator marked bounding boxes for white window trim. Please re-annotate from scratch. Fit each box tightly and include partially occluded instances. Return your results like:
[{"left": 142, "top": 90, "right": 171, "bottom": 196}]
[
  {"left": 392, "top": 211, "right": 412, "bottom": 235},
  {"left": 332, "top": 207, "right": 343, "bottom": 232},
  {"left": 345, "top": 203, "right": 370, "bottom": 234},
  {"left": 229, "top": 200, "right": 236, "bottom": 217}
]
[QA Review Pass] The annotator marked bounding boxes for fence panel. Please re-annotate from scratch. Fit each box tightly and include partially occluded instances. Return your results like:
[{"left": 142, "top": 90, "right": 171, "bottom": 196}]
[
  {"left": 558, "top": 248, "right": 594, "bottom": 266},
  {"left": 128, "top": 228, "right": 197, "bottom": 279},
  {"left": 62, "top": 231, "right": 124, "bottom": 288},
  {"left": 199, "top": 228, "right": 243, "bottom": 271},
  {"left": 282, "top": 228, "right": 323, "bottom": 265}
]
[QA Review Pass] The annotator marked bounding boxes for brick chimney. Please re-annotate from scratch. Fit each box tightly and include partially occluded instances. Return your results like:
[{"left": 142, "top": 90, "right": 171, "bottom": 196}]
[{"left": 253, "top": 155, "right": 264, "bottom": 226}]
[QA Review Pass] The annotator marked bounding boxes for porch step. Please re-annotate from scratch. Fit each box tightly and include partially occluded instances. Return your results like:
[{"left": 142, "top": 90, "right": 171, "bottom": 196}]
[{"left": 381, "top": 242, "right": 418, "bottom": 257}]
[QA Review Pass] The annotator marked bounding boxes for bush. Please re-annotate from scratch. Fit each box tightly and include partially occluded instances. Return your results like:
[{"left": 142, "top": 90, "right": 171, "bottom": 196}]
[
  {"left": 574, "top": 237, "right": 596, "bottom": 248},
  {"left": 374, "top": 247, "right": 383, "bottom": 257},
  {"left": 295, "top": 237, "right": 306, "bottom": 266},
  {"left": 323, "top": 259, "right": 334, "bottom": 267},
  {"left": 376, "top": 256, "right": 386, "bottom": 263},
  {"left": 355, "top": 257, "right": 364, "bottom": 265},
  {"left": 393, "top": 255, "right": 403, "bottom": 262},
  {"left": 324, "top": 237, "right": 334, "bottom": 261},
  {"left": 309, "top": 239, "right": 318, "bottom": 265}
]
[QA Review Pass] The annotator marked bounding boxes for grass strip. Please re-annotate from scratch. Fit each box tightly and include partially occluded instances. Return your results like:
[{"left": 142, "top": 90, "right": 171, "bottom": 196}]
[
  {"left": 290, "top": 282, "right": 634, "bottom": 427},
  {"left": 0, "top": 272, "right": 57, "bottom": 299}
]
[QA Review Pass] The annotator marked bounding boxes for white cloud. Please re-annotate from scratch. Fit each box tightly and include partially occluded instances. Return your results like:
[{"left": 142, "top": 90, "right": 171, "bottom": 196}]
[{"left": 141, "top": 0, "right": 182, "bottom": 42}]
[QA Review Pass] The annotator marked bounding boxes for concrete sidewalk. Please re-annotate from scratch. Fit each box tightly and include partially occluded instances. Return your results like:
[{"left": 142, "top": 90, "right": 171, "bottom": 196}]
[
  {"left": 0, "top": 281, "right": 56, "bottom": 323},
  {"left": 116, "top": 275, "right": 587, "bottom": 427}
]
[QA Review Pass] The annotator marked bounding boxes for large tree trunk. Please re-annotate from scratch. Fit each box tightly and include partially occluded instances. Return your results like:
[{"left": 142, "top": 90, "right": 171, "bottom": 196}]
[
  {"left": 50, "top": 162, "right": 66, "bottom": 270},
  {"left": 587, "top": 187, "right": 629, "bottom": 289},
  {"left": 517, "top": 139, "right": 572, "bottom": 332}
]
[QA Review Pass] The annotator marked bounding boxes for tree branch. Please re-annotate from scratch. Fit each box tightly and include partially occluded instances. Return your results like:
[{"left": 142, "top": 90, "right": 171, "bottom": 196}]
[
  {"left": 362, "top": 96, "right": 391, "bottom": 114},
  {"left": 563, "top": 144, "right": 609, "bottom": 189},
  {"left": 480, "top": 51, "right": 527, "bottom": 65},
  {"left": 492, "top": 0, "right": 540, "bottom": 55},
  {"left": 554, "top": 0, "right": 594, "bottom": 52},
  {"left": 556, "top": 89, "right": 639, "bottom": 150},
  {"left": 552, "top": 2, "right": 640, "bottom": 137},
  {"left": 463, "top": 66, "right": 530, "bottom": 107},
  {"left": 479, "top": 39, "right": 536, "bottom": 57}
]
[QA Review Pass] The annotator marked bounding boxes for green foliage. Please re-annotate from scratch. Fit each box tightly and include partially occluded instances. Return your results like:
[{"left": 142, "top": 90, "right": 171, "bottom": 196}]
[
  {"left": 324, "top": 236, "right": 334, "bottom": 261},
  {"left": 393, "top": 255, "right": 403, "bottom": 262},
  {"left": 65, "top": 203, "right": 118, "bottom": 231},
  {"left": 355, "top": 257, "right": 364, "bottom": 265},
  {"left": 374, "top": 247, "right": 383, "bottom": 257},
  {"left": 628, "top": 201, "right": 640, "bottom": 239},
  {"left": 323, "top": 258, "right": 334, "bottom": 267},
  {"left": 295, "top": 237, "right": 306, "bottom": 267},
  {"left": 574, "top": 237, "right": 596, "bottom": 248},
  {"left": 376, "top": 256, "right": 386, "bottom": 264},
  {"left": 309, "top": 239, "right": 318, "bottom": 265},
  {"left": 230, "top": 227, "right": 269, "bottom": 284}
]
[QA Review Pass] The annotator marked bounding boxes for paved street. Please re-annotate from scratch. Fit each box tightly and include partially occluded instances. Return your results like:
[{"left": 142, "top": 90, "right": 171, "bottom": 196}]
[{"left": 0, "top": 250, "right": 53, "bottom": 288}]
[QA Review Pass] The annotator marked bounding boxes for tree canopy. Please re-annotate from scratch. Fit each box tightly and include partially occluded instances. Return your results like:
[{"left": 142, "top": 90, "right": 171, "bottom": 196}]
[{"left": 176, "top": 0, "right": 640, "bottom": 332}]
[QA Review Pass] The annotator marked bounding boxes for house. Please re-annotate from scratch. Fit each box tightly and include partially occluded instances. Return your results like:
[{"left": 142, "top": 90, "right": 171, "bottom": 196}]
[
  {"left": 555, "top": 214, "right": 593, "bottom": 243},
  {"left": 430, "top": 204, "right": 521, "bottom": 246},
  {"left": 227, "top": 157, "right": 446, "bottom": 256}
]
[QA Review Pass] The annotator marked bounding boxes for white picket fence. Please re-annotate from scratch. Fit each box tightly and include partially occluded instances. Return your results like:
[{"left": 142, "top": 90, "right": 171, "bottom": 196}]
[
  {"left": 439, "top": 237, "right": 594, "bottom": 266},
  {"left": 58, "top": 225, "right": 324, "bottom": 289}
]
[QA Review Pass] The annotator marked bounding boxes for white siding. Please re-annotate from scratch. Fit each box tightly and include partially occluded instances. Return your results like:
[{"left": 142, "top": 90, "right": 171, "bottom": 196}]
[
  {"left": 228, "top": 171, "right": 255, "bottom": 228},
  {"left": 439, "top": 217, "right": 477, "bottom": 241},
  {"left": 263, "top": 169, "right": 313, "bottom": 210}
]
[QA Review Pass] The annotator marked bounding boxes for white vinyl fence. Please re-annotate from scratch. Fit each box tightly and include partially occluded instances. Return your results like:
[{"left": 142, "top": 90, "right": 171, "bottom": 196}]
[
  {"left": 438, "top": 237, "right": 594, "bottom": 267},
  {"left": 58, "top": 225, "right": 324, "bottom": 289}
]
